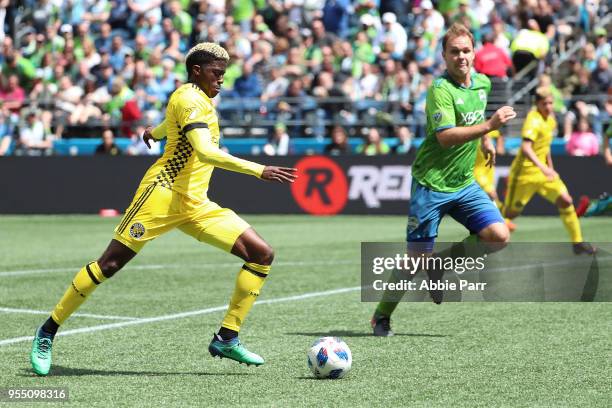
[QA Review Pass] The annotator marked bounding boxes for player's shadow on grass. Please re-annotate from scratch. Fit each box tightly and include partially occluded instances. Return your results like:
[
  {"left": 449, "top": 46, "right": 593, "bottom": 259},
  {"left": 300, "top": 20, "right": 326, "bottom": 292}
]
[
  {"left": 21, "top": 366, "right": 251, "bottom": 377},
  {"left": 285, "top": 330, "right": 448, "bottom": 338},
  {"left": 296, "top": 376, "right": 334, "bottom": 380}
]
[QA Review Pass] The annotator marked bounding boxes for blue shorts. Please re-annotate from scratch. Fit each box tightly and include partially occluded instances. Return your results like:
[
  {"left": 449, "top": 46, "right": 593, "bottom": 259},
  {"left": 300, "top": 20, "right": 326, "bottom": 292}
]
[{"left": 407, "top": 180, "right": 504, "bottom": 242}]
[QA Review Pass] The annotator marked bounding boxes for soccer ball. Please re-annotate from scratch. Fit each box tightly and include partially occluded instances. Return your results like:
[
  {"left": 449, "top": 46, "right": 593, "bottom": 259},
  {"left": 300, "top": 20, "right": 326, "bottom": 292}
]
[{"left": 307, "top": 337, "right": 352, "bottom": 379}]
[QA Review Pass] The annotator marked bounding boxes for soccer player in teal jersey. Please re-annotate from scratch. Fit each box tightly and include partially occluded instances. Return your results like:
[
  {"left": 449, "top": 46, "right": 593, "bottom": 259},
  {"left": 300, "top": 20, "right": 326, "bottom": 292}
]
[{"left": 371, "top": 23, "right": 517, "bottom": 336}]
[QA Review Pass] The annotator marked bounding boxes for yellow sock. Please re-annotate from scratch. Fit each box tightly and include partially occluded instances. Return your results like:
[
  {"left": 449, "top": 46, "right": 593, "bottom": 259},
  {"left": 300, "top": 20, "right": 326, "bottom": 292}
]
[
  {"left": 221, "top": 262, "right": 270, "bottom": 332},
  {"left": 51, "top": 262, "right": 106, "bottom": 325},
  {"left": 559, "top": 205, "right": 583, "bottom": 243}
]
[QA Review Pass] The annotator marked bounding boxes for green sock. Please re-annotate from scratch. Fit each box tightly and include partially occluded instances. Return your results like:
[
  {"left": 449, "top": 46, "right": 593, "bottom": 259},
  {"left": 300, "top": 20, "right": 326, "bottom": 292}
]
[
  {"left": 374, "top": 265, "right": 420, "bottom": 317},
  {"left": 375, "top": 301, "right": 399, "bottom": 317}
]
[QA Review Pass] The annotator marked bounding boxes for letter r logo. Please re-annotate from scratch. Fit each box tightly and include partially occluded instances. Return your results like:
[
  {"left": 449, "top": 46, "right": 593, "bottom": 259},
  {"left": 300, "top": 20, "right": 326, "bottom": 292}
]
[
  {"left": 305, "top": 168, "right": 333, "bottom": 204},
  {"left": 291, "top": 156, "right": 348, "bottom": 215}
]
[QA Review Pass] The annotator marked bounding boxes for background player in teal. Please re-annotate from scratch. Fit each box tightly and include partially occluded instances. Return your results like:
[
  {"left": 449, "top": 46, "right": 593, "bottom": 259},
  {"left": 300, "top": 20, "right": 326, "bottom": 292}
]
[{"left": 371, "top": 23, "right": 518, "bottom": 336}]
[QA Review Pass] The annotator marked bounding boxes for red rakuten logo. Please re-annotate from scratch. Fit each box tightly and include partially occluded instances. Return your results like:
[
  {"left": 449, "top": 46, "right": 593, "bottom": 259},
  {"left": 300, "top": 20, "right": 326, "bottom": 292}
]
[{"left": 291, "top": 156, "right": 348, "bottom": 215}]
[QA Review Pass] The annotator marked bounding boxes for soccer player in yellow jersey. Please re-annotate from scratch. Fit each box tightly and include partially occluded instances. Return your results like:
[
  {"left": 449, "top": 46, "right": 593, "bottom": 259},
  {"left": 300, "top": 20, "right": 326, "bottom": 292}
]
[
  {"left": 474, "top": 129, "right": 503, "bottom": 205},
  {"left": 503, "top": 86, "right": 595, "bottom": 254},
  {"left": 474, "top": 129, "right": 516, "bottom": 231},
  {"left": 30, "top": 43, "right": 297, "bottom": 375}
]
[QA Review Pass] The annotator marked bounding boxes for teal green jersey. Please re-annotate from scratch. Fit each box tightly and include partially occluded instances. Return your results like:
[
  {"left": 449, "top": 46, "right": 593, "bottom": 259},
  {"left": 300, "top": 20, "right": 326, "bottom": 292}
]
[{"left": 412, "top": 72, "right": 491, "bottom": 192}]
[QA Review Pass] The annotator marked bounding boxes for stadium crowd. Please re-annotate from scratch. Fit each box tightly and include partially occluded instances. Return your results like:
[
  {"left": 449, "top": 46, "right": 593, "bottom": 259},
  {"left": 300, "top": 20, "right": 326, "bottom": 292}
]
[{"left": 0, "top": 0, "right": 609, "bottom": 159}]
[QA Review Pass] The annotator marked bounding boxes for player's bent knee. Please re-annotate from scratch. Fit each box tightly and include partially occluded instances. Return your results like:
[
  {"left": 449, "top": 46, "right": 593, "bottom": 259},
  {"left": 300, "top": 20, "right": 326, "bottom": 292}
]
[
  {"left": 557, "top": 195, "right": 573, "bottom": 209},
  {"left": 493, "top": 229, "right": 510, "bottom": 244},
  {"left": 480, "top": 223, "right": 510, "bottom": 244},
  {"left": 96, "top": 239, "right": 136, "bottom": 278},
  {"left": 253, "top": 244, "right": 274, "bottom": 265}
]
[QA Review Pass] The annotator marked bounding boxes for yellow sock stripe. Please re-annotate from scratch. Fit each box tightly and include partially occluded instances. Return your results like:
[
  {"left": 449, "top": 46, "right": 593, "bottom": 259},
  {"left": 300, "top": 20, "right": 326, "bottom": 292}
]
[
  {"left": 87, "top": 261, "right": 107, "bottom": 283},
  {"left": 85, "top": 264, "right": 101, "bottom": 284},
  {"left": 221, "top": 265, "right": 268, "bottom": 332},
  {"left": 243, "top": 262, "right": 270, "bottom": 277},
  {"left": 117, "top": 183, "right": 156, "bottom": 233},
  {"left": 52, "top": 265, "right": 102, "bottom": 325}
]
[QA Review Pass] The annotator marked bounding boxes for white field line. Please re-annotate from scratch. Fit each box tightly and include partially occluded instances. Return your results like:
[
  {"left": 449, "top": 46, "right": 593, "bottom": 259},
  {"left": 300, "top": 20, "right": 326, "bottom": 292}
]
[
  {"left": 0, "top": 286, "right": 361, "bottom": 347},
  {"left": 0, "top": 259, "right": 358, "bottom": 277},
  {"left": 0, "top": 307, "right": 143, "bottom": 321},
  {"left": 0, "top": 265, "right": 165, "bottom": 277}
]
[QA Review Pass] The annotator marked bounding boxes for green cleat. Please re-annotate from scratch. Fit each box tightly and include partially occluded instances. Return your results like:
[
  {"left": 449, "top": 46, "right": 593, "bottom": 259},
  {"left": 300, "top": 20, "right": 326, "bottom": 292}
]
[
  {"left": 208, "top": 334, "right": 264, "bottom": 366},
  {"left": 30, "top": 328, "right": 53, "bottom": 376}
]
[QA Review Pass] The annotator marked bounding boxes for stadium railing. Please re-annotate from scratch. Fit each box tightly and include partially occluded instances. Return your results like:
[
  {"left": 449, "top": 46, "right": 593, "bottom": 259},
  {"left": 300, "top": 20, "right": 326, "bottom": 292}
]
[{"left": 40, "top": 136, "right": 569, "bottom": 156}]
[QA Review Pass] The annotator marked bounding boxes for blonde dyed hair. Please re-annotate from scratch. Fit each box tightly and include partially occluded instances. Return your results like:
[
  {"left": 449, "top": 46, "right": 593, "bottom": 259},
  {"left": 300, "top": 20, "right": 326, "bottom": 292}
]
[
  {"left": 185, "top": 42, "right": 230, "bottom": 78},
  {"left": 186, "top": 42, "right": 229, "bottom": 61}
]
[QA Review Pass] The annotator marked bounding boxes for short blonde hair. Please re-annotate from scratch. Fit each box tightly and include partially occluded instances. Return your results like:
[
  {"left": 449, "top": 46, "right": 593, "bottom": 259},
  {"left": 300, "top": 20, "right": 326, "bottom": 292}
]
[
  {"left": 442, "top": 23, "right": 475, "bottom": 52},
  {"left": 186, "top": 42, "right": 229, "bottom": 61},
  {"left": 185, "top": 43, "right": 229, "bottom": 76}
]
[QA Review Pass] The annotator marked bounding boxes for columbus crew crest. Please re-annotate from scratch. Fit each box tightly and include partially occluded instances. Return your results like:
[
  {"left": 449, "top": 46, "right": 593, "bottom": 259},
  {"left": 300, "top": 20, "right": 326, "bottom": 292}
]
[{"left": 129, "top": 222, "right": 146, "bottom": 239}]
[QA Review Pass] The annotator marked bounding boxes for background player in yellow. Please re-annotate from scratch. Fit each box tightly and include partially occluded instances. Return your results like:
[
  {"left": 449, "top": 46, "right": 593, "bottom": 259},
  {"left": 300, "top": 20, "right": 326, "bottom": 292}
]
[
  {"left": 474, "top": 129, "right": 516, "bottom": 231},
  {"left": 30, "top": 43, "right": 298, "bottom": 376},
  {"left": 503, "top": 87, "right": 595, "bottom": 254}
]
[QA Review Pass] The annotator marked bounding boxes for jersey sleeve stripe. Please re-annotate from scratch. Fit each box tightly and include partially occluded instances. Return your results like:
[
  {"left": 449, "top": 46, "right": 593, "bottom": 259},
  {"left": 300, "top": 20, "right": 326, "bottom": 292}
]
[{"left": 183, "top": 122, "right": 209, "bottom": 134}]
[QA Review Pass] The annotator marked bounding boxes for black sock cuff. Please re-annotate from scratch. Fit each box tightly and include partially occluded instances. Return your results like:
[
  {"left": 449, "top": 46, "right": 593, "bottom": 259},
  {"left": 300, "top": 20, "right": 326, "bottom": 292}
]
[{"left": 41, "top": 316, "right": 60, "bottom": 336}]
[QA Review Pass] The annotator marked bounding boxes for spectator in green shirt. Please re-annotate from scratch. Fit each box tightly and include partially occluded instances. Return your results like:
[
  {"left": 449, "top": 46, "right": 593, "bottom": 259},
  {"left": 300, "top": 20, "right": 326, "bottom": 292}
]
[
  {"left": 168, "top": 0, "right": 192, "bottom": 37},
  {"left": 357, "top": 128, "right": 390, "bottom": 155},
  {"left": 452, "top": 0, "right": 481, "bottom": 42},
  {"left": 105, "top": 78, "right": 135, "bottom": 120},
  {"left": 231, "top": 0, "right": 255, "bottom": 33},
  {"left": 1, "top": 51, "right": 36, "bottom": 91}
]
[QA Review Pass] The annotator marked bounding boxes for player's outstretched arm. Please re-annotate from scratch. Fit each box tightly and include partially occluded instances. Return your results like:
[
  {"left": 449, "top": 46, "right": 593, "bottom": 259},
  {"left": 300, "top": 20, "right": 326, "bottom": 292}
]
[
  {"left": 437, "top": 106, "right": 516, "bottom": 148},
  {"left": 521, "top": 139, "right": 557, "bottom": 180},
  {"left": 187, "top": 128, "right": 296, "bottom": 182},
  {"left": 143, "top": 119, "right": 167, "bottom": 148}
]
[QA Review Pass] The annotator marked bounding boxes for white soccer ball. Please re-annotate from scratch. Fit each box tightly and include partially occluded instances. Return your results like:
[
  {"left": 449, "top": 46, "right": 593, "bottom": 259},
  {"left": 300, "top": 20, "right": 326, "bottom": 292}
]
[{"left": 307, "top": 337, "right": 352, "bottom": 379}]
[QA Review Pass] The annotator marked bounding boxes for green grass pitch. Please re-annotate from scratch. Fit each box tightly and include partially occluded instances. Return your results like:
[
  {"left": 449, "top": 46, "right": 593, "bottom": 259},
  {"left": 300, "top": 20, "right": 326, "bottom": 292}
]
[{"left": 0, "top": 215, "right": 610, "bottom": 407}]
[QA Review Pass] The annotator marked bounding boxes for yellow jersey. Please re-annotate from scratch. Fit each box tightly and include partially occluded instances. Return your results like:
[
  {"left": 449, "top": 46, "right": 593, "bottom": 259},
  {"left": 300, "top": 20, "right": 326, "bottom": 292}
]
[
  {"left": 139, "top": 83, "right": 263, "bottom": 202},
  {"left": 510, "top": 109, "right": 556, "bottom": 174}
]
